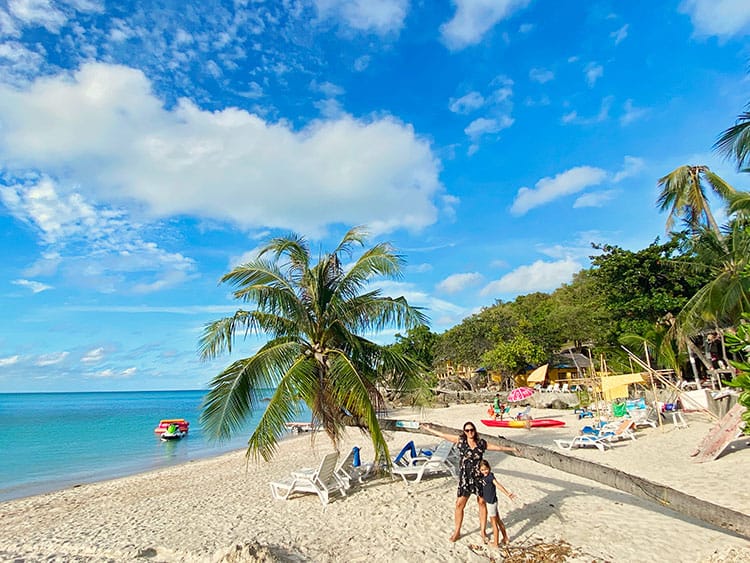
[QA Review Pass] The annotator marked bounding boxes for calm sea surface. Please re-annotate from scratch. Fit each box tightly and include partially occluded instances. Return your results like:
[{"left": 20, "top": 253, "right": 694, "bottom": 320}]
[{"left": 0, "top": 390, "right": 307, "bottom": 502}]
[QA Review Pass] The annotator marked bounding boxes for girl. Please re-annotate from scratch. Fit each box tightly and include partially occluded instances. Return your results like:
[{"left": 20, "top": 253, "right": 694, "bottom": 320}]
[{"left": 478, "top": 459, "right": 516, "bottom": 546}]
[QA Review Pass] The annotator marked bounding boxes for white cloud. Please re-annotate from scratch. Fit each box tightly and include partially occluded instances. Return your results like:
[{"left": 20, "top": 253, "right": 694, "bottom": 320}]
[
  {"left": 92, "top": 366, "right": 136, "bottom": 378},
  {"left": 8, "top": 0, "right": 67, "bottom": 32},
  {"left": 584, "top": 62, "right": 603, "bottom": 86},
  {"left": 0, "top": 63, "right": 445, "bottom": 239},
  {"left": 449, "top": 91, "right": 485, "bottom": 114},
  {"left": 440, "top": 0, "right": 531, "bottom": 50},
  {"left": 511, "top": 166, "right": 607, "bottom": 215},
  {"left": 529, "top": 67, "right": 554, "bottom": 84},
  {"left": 679, "top": 0, "right": 750, "bottom": 38},
  {"left": 1, "top": 177, "right": 197, "bottom": 294},
  {"left": 36, "top": 351, "right": 69, "bottom": 366},
  {"left": 374, "top": 279, "right": 466, "bottom": 328},
  {"left": 0, "top": 41, "right": 46, "bottom": 85},
  {"left": 436, "top": 272, "right": 483, "bottom": 293},
  {"left": 620, "top": 99, "right": 649, "bottom": 125},
  {"left": 561, "top": 95, "right": 613, "bottom": 125},
  {"left": 406, "top": 262, "right": 433, "bottom": 273},
  {"left": 353, "top": 55, "right": 371, "bottom": 71},
  {"left": 481, "top": 258, "right": 582, "bottom": 295},
  {"left": 518, "top": 23, "right": 534, "bottom": 33},
  {"left": 314, "top": 0, "right": 409, "bottom": 35},
  {"left": 12, "top": 278, "right": 52, "bottom": 293},
  {"left": 612, "top": 155, "right": 645, "bottom": 182},
  {"left": 81, "top": 347, "right": 106, "bottom": 364},
  {"left": 0, "top": 355, "right": 20, "bottom": 367},
  {"left": 573, "top": 190, "right": 617, "bottom": 208},
  {"left": 464, "top": 115, "right": 514, "bottom": 139},
  {"left": 611, "top": 24, "right": 628, "bottom": 45}
]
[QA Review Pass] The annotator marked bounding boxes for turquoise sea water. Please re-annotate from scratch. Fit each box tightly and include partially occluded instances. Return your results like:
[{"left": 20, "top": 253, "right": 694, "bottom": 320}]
[{"left": 0, "top": 390, "right": 305, "bottom": 502}]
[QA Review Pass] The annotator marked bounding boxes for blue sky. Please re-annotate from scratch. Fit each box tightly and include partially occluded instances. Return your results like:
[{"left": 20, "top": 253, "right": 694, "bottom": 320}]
[{"left": 1, "top": 0, "right": 750, "bottom": 393}]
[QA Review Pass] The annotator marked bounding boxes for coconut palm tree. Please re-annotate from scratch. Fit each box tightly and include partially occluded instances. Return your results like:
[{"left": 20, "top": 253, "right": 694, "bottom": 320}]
[
  {"left": 199, "top": 227, "right": 427, "bottom": 462},
  {"left": 657, "top": 165, "right": 735, "bottom": 236},
  {"left": 715, "top": 108, "right": 750, "bottom": 172},
  {"left": 673, "top": 221, "right": 750, "bottom": 337}
]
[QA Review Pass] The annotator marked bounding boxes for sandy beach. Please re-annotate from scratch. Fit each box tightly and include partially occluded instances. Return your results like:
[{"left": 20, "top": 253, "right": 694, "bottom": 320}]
[{"left": 1, "top": 403, "right": 748, "bottom": 563}]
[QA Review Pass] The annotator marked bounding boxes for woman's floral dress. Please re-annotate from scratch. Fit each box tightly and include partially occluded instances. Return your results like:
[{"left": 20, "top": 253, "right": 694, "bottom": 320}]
[{"left": 456, "top": 436, "right": 487, "bottom": 497}]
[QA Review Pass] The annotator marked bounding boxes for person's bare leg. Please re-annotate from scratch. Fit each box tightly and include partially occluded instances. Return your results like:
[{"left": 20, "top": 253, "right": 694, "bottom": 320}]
[
  {"left": 490, "top": 516, "right": 501, "bottom": 547},
  {"left": 498, "top": 518, "right": 510, "bottom": 544},
  {"left": 450, "top": 496, "right": 468, "bottom": 542},
  {"left": 478, "top": 497, "right": 488, "bottom": 543}
]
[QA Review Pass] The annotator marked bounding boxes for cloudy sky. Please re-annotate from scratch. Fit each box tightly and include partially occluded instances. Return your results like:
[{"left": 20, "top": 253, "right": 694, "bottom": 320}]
[{"left": 1, "top": 0, "right": 749, "bottom": 392}]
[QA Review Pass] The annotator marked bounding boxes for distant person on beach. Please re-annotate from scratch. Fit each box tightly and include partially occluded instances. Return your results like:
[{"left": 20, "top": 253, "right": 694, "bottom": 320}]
[
  {"left": 478, "top": 459, "right": 516, "bottom": 546},
  {"left": 421, "top": 421, "right": 519, "bottom": 542},
  {"left": 492, "top": 394, "right": 503, "bottom": 420}
]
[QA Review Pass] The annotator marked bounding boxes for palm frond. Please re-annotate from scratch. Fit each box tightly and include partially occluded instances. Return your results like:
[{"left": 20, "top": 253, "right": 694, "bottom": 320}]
[
  {"left": 246, "top": 355, "right": 318, "bottom": 461},
  {"left": 714, "top": 111, "right": 750, "bottom": 170},
  {"left": 200, "top": 339, "right": 301, "bottom": 441}
]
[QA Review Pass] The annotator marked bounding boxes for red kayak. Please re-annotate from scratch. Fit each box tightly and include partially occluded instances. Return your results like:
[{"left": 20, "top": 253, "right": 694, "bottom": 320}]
[{"left": 481, "top": 418, "right": 565, "bottom": 428}]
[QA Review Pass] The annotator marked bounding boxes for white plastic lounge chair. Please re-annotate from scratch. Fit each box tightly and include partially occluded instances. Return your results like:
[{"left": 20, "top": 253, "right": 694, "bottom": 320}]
[
  {"left": 269, "top": 452, "right": 346, "bottom": 506},
  {"left": 292, "top": 447, "right": 373, "bottom": 490},
  {"left": 631, "top": 406, "right": 658, "bottom": 428},
  {"left": 555, "top": 435, "right": 612, "bottom": 452},
  {"left": 560, "top": 383, "right": 569, "bottom": 393},
  {"left": 514, "top": 405, "right": 532, "bottom": 420},
  {"left": 392, "top": 440, "right": 458, "bottom": 484},
  {"left": 601, "top": 419, "right": 637, "bottom": 442}
]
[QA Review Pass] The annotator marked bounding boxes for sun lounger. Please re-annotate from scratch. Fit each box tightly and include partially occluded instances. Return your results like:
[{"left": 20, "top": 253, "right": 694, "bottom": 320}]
[
  {"left": 391, "top": 440, "right": 458, "bottom": 484},
  {"left": 293, "top": 447, "right": 373, "bottom": 490},
  {"left": 555, "top": 435, "right": 612, "bottom": 452},
  {"left": 269, "top": 452, "right": 346, "bottom": 506}
]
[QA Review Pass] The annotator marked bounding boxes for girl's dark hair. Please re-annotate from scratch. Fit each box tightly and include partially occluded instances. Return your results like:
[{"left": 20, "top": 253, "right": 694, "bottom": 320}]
[{"left": 479, "top": 460, "right": 491, "bottom": 470}]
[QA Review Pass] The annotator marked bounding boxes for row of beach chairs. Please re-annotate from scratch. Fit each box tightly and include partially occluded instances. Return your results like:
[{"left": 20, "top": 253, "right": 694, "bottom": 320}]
[{"left": 269, "top": 439, "right": 459, "bottom": 506}]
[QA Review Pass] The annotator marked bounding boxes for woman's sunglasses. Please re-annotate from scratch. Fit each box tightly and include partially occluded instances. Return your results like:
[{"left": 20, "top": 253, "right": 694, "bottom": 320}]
[{"left": 463, "top": 427, "right": 476, "bottom": 433}]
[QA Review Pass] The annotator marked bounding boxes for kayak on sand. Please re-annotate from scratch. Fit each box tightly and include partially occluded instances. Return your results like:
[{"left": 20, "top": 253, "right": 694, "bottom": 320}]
[{"left": 481, "top": 418, "right": 566, "bottom": 428}]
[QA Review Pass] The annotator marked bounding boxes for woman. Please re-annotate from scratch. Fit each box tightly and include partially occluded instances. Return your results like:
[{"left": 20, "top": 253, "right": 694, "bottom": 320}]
[{"left": 422, "top": 421, "right": 519, "bottom": 542}]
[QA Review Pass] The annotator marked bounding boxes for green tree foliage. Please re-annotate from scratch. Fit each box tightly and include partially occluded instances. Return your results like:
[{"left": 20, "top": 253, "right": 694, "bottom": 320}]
[
  {"left": 589, "top": 237, "right": 709, "bottom": 343},
  {"left": 481, "top": 333, "right": 546, "bottom": 374},
  {"left": 199, "top": 227, "right": 426, "bottom": 463},
  {"left": 724, "top": 316, "right": 750, "bottom": 434},
  {"left": 387, "top": 324, "right": 438, "bottom": 370},
  {"left": 547, "top": 270, "right": 612, "bottom": 347}
]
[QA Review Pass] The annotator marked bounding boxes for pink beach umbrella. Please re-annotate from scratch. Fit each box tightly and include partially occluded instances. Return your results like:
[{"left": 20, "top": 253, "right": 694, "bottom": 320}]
[{"left": 507, "top": 386, "right": 535, "bottom": 403}]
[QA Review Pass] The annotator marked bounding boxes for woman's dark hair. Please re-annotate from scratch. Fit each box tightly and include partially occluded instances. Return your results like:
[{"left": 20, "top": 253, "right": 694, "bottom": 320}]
[{"left": 461, "top": 421, "right": 477, "bottom": 438}]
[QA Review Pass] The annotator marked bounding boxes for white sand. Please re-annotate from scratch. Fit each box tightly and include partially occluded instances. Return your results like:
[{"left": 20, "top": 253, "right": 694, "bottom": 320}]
[{"left": 1, "top": 404, "right": 749, "bottom": 562}]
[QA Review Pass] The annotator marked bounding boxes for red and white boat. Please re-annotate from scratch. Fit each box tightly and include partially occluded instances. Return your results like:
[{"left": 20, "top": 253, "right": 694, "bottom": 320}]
[{"left": 154, "top": 419, "right": 190, "bottom": 435}]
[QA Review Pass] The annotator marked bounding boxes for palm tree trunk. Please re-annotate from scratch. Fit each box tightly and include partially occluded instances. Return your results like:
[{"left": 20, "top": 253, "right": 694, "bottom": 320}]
[{"left": 382, "top": 420, "right": 750, "bottom": 539}]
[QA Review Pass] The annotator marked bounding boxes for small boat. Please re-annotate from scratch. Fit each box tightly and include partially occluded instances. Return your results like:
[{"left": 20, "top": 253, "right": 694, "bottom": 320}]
[
  {"left": 481, "top": 418, "right": 566, "bottom": 429},
  {"left": 154, "top": 418, "right": 189, "bottom": 435},
  {"left": 160, "top": 424, "right": 187, "bottom": 440}
]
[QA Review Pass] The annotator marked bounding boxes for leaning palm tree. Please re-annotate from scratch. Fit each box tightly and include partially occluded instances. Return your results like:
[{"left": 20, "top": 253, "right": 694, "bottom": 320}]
[
  {"left": 199, "top": 227, "right": 427, "bottom": 463},
  {"left": 657, "top": 165, "right": 735, "bottom": 236}
]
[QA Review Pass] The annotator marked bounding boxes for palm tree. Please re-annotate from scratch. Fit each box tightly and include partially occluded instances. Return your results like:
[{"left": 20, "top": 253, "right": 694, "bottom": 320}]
[
  {"left": 673, "top": 221, "right": 750, "bottom": 337},
  {"left": 656, "top": 165, "right": 735, "bottom": 236},
  {"left": 715, "top": 109, "right": 750, "bottom": 172},
  {"left": 199, "top": 227, "right": 427, "bottom": 463}
]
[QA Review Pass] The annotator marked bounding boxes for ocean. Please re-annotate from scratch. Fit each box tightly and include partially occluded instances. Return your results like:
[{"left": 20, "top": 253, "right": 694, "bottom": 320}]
[{"left": 0, "top": 389, "right": 309, "bottom": 502}]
